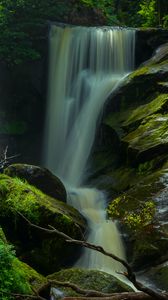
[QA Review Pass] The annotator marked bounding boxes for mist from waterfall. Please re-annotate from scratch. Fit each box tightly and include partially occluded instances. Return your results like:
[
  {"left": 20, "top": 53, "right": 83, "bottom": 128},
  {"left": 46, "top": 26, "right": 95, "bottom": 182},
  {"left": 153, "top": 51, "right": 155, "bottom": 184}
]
[{"left": 44, "top": 25, "right": 135, "bottom": 279}]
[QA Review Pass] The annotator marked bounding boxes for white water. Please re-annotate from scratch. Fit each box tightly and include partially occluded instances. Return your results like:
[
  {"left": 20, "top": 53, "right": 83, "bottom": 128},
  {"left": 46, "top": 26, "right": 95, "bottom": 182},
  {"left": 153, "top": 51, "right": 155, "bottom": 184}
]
[{"left": 44, "top": 25, "right": 135, "bottom": 279}]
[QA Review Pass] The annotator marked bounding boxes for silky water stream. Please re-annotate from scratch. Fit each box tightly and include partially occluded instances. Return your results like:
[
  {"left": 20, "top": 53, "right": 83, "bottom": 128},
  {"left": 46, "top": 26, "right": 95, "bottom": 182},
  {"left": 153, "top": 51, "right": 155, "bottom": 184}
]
[{"left": 43, "top": 25, "right": 135, "bottom": 286}]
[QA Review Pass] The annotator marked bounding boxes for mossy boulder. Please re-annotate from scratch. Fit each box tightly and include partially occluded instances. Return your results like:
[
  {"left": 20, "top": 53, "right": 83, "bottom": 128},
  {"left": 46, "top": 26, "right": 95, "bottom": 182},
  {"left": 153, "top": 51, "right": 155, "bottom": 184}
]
[
  {"left": 0, "top": 174, "right": 86, "bottom": 274},
  {"left": 48, "top": 268, "right": 132, "bottom": 298},
  {"left": 0, "top": 230, "right": 48, "bottom": 300},
  {"left": 108, "top": 162, "right": 168, "bottom": 270},
  {"left": 4, "top": 163, "right": 67, "bottom": 202},
  {"left": 122, "top": 113, "right": 168, "bottom": 164}
]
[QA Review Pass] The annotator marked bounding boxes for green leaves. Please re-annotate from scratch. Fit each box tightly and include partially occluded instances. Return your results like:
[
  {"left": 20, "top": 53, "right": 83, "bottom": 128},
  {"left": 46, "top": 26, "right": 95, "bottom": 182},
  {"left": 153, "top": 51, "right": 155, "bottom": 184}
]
[{"left": 138, "top": 0, "right": 157, "bottom": 27}]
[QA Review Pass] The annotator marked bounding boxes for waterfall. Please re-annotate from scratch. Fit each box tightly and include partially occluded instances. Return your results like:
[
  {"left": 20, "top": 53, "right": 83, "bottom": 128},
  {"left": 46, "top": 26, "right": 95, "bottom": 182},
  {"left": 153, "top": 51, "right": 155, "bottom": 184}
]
[{"left": 43, "top": 25, "right": 135, "bottom": 279}]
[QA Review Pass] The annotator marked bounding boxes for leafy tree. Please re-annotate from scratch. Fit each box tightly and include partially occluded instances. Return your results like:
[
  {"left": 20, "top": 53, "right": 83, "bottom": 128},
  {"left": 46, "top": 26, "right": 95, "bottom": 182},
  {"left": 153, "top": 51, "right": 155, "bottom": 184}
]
[{"left": 138, "top": 0, "right": 158, "bottom": 27}]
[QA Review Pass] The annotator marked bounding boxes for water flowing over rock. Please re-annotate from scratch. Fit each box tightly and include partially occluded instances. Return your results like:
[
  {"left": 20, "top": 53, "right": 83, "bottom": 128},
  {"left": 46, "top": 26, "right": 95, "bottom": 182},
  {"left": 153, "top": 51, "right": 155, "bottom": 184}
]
[{"left": 43, "top": 24, "right": 135, "bottom": 281}]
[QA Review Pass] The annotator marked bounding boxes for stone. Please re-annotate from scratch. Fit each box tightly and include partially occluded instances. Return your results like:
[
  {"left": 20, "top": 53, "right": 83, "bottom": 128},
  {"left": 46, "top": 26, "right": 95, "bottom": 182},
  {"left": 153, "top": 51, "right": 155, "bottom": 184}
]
[
  {"left": 107, "top": 162, "right": 168, "bottom": 270},
  {"left": 0, "top": 174, "right": 86, "bottom": 274},
  {"left": 5, "top": 163, "right": 67, "bottom": 202},
  {"left": 48, "top": 268, "right": 133, "bottom": 297}
]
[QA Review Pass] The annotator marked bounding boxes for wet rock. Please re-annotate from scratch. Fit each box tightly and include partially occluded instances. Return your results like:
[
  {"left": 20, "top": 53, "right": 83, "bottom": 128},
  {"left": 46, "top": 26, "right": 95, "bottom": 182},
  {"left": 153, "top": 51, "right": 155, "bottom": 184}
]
[
  {"left": 141, "top": 262, "right": 168, "bottom": 291},
  {"left": 5, "top": 163, "right": 67, "bottom": 202},
  {"left": 91, "top": 44, "right": 168, "bottom": 186},
  {"left": 0, "top": 174, "right": 86, "bottom": 274},
  {"left": 48, "top": 268, "right": 133, "bottom": 296},
  {"left": 107, "top": 162, "right": 168, "bottom": 270}
]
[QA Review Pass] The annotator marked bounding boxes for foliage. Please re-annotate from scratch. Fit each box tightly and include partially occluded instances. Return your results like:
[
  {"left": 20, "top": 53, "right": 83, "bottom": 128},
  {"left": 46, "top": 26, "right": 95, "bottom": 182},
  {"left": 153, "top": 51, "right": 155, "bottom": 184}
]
[
  {"left": 138, "top": 0, "right": 157, "bottom": 27},
  {"left": 0, "top": 238, "right": 31, "bottom": 300},
  {"left": 163, "top": 15, "right": 168, "bottom": 28},
  {"left": 108, "top": 196, "right": 156, "bottom": 233},
  {"left": 0, "top": 0, "right": 168, "bottom": 64}
]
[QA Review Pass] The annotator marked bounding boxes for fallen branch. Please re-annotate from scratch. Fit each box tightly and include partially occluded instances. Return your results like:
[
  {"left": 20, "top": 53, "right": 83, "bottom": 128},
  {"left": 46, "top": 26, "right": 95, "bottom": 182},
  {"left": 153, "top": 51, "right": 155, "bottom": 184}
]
[
  {"left": 0, "top": 290, "right": 46, "bottom": 300},
  {"left": 18, "top": 212, "right": 168, "bottom": 300}
]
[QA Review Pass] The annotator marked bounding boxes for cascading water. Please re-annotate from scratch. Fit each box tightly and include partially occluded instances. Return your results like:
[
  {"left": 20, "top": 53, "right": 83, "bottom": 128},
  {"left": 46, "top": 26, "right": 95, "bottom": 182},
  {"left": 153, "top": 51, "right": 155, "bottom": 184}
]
[{"left": 44, "top": 25, "right": 135, "bottom": 279}]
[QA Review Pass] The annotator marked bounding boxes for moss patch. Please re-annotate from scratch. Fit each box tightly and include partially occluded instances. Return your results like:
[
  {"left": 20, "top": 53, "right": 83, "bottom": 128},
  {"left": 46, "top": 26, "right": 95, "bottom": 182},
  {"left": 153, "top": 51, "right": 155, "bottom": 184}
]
[{"left": 48, "top": 268, "right": 132, "bottom": 296}]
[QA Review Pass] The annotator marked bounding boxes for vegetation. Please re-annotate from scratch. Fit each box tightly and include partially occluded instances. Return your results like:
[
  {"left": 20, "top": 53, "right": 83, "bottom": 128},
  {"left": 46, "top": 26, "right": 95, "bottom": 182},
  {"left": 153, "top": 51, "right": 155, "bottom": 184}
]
[
  {"left": 108, "top": 197, "right": 156, "bottom": 232},
  {"left": 0, "top": 238, "right": 31, "bottom": 300},
  {"left": 0, "top": 0, "right": 168, "bottom": 64}
]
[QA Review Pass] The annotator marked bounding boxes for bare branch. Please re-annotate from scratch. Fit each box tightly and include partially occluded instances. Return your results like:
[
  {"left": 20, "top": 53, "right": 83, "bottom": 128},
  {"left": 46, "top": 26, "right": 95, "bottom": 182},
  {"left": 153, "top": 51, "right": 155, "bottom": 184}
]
[
  {"left": 17, "top": 212, "right": 168, "bottom": 300},
  {"left": 0, "top": 290, "right": 46, "bottom": 300},
  {"left": 0, "top": 145, "right": 20, "bottom": 172}
]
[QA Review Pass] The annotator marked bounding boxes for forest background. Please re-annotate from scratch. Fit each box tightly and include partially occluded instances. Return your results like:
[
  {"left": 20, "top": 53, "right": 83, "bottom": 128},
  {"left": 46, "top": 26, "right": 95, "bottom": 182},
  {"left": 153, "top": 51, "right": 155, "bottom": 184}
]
[{"left": 0, "top": 0, "right": 168, "bottom": 65}]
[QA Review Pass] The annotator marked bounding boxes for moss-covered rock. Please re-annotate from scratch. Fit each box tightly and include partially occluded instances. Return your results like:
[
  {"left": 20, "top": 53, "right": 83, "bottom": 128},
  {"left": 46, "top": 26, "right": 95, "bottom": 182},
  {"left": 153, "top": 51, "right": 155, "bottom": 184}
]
[
  {"left": 0, "top": 174, "right": 86, "bottom": 274},
  {"left": 4, "top": 163, "right": 67, "bottom": 202},
  {"left": 122, "top": 113, "right": 168, "bottom": 164},
  {"left": 48, "top": 268, "right": 132, "bottom": 298},
  {"left": 0, "top": 231, "right": 47, "bottom": 300},
  {"left": 91, "top": 45, "right": 168, "bottom": 188},
  {"left": 108, "top": 162, "right": 168, "bottom": 269}
]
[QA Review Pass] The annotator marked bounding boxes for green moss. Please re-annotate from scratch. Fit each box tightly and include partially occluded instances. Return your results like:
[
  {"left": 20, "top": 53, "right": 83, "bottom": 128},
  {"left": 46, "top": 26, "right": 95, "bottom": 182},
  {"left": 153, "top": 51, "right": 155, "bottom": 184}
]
[
  {"left": 0, "top": 174, "right": 86, "bottom": 274},
  {"left": 123, "top": 94, "right": 168, "bottom": 128},
  {"left": 107, "top": 162, "right": 168, "bottom": 269},
  {"left": 123, "top": 113, "right": 168, "bottom": 152},
  {"left": 108, "top": 194, "right": 156, "bottom": 232},
  {"left": 0, "top": 238, "right": 31, "bottom": 300},
  {"left": 0, "top": 175, "right": 43, "bottom": 222},
  {"left": 129, "top": 66, "right": 150, "bottom": 79},
  {"left": 13, "top": 259, "right": 47, "bottom": 291},
  {"left": 48, "top": 268, "right": 132, "bottom": 295}
]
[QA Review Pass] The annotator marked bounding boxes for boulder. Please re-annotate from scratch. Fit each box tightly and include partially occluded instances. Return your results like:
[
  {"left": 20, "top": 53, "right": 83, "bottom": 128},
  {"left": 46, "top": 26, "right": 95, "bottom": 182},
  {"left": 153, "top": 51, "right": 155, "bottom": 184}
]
[
  {"left": 48, "top": 268, "right": 133, "bottom": 298},
  {"left": 108, "top": 162, "right": 168, "bottom": 270},
  {"left": 0, "top": 174, "right": 86, "bottom": 274},
  {"left": 4, "top": 163, "right": 67, "bottom": 202},
  {"left": 0, "top": 229, "right": 48, "bottom": 298}
]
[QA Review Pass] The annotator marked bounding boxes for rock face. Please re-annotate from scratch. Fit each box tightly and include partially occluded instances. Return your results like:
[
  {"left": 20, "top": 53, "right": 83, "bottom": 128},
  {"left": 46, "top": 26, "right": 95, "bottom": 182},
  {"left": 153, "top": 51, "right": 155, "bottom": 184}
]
[
  {"left": 142, "top": 262, "right": 168, "bottom": 291},
  {"left": 135, "top": 29, "right": 168, "bottom": 66},
  {"left": 5, "top": 163, "right": 67, "bottom": 202},
  {"left": 0, "top": 174, "right": 86, "bottom": 274},
  {"left": 48, "top": 268, "right": 133, "bottom": 297},
  {"left": 90, "top": 43, "right": 168, "bottom": 272}
]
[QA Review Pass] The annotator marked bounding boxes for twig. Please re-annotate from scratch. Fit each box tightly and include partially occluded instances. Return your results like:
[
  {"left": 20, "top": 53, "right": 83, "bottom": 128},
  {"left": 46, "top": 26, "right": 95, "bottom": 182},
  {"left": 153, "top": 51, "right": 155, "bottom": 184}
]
[
  {"left": 17, "top": 212, "right": 168, "bottom": 300},
  {"left": 0, "top": 290, "right": 46, "bottom": 300},
  {"left": 0, "top": 145, "right": 20, "bottom": 171}
]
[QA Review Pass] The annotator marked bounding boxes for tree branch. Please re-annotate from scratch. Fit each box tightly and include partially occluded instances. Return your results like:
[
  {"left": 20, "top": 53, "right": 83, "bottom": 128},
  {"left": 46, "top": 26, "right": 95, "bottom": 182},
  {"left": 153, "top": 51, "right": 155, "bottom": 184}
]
[
  {"left": 0, "top": 290, "right": 46, "bottom": 300},
  {"left": 17, "top": 212, "right": 168, "bottom": 300},
  {"left": 0, "top": 145, "right": 20, "bottom": 172}
]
